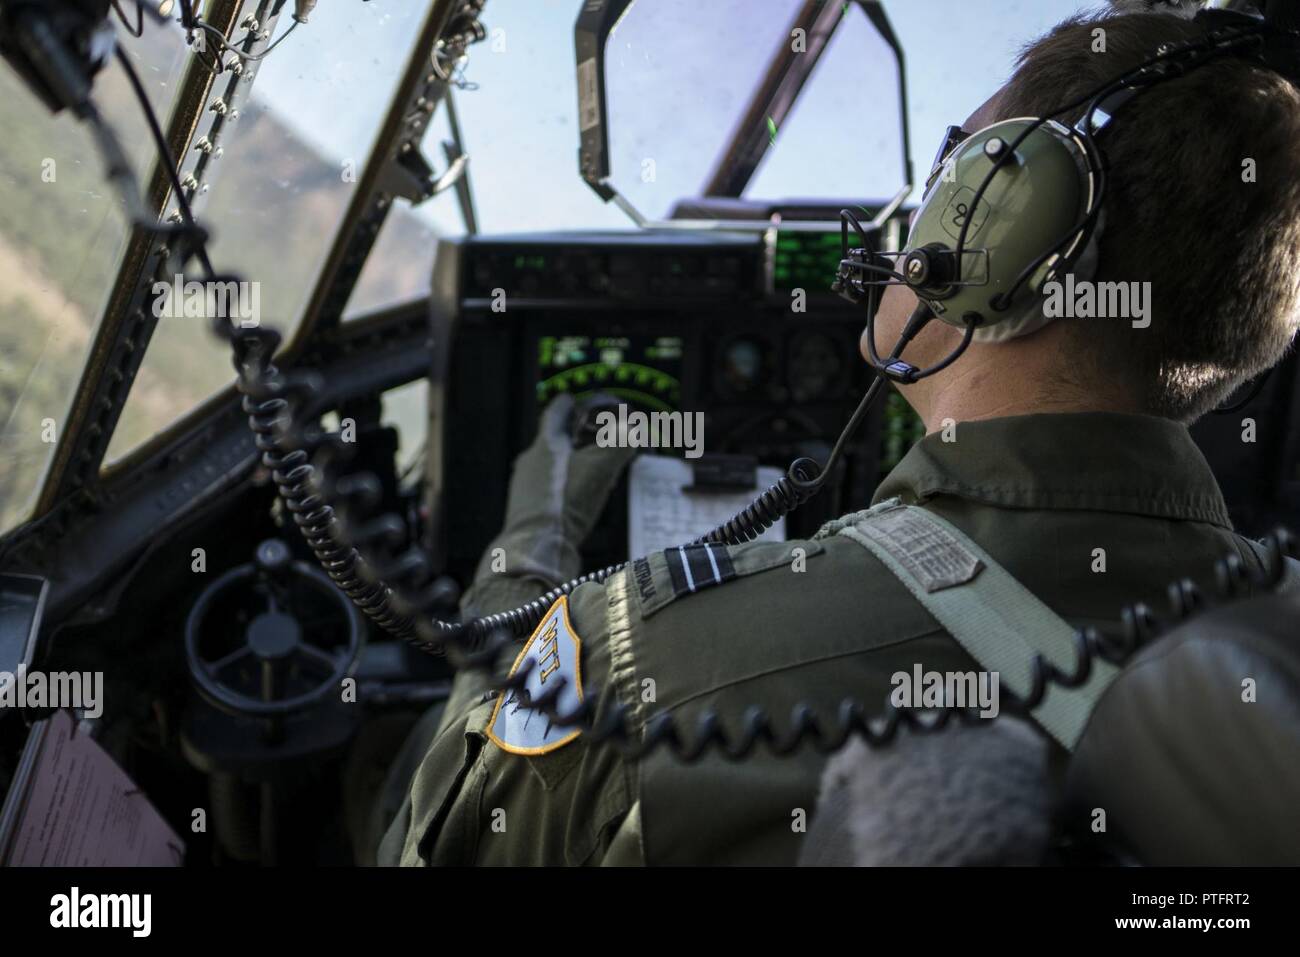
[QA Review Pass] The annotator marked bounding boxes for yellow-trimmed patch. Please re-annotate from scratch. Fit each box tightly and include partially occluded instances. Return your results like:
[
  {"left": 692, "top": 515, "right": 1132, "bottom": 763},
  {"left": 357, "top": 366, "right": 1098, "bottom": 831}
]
[{"left": 485, "top": 596, "right": 585, "bottom": 756}]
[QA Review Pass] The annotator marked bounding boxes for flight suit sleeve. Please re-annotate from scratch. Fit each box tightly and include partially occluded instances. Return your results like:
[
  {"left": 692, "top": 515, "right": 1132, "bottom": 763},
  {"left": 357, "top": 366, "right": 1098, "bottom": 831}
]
[
  {"left": 381, "top": 396, "right": 639, "bottom": 865},
  {"left": 389, "top": 570, "right": 643, "bottom": 866},
  {"left": 374, "top": 567, "right": 587, "bottom": 866}
]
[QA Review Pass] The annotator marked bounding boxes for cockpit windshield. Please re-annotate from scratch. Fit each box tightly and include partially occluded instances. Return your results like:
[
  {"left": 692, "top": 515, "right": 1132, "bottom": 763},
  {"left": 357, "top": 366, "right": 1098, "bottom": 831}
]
[
  {"left": 0, "top": 19, "right": 188, "bottom": 532},
  {"left": 105, "top": 1, "right": 435, "bottom": 462},
  {"left": 603, "top": 0, "right": 906, "bottom": 218}
]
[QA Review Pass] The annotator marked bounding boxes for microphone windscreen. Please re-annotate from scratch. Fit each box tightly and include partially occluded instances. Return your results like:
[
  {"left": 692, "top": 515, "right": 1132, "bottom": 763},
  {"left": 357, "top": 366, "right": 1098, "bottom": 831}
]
[{"left": 800, "top": 716, "right": 1054, "bottom": 866}]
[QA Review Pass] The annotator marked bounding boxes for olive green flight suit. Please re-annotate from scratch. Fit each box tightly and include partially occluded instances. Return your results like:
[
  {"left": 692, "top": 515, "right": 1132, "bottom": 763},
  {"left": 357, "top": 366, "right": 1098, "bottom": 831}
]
[{"left": 381, "top": 412, "right": 1274, "bottom": 866}]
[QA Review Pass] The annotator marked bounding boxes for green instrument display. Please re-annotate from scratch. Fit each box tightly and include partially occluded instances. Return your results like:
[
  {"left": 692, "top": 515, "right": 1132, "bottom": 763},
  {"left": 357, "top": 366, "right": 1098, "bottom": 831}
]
[
  {"left": 773, "top": 230, "right": 845, "bottom": 295},
  {"left": 537, "top": 335, "right": 684, "bottom": 413}
]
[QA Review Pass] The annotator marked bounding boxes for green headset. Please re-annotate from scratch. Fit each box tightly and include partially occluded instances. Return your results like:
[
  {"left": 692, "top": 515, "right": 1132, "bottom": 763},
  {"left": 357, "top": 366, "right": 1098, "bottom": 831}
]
[{"left": 834, "top": 8, "right": 1300, "bottom": 384}]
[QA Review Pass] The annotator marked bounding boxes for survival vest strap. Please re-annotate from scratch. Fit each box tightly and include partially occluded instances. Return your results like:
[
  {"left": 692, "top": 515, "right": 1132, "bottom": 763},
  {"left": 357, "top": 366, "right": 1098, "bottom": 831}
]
[{"left": 823, "top": 499, "right": 1300, "bottom": 751}]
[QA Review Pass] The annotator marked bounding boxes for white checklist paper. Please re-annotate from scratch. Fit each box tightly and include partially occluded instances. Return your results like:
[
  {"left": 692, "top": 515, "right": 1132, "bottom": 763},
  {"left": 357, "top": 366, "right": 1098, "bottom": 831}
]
[
  {"left": 0, "top": 711, "right": 183, "bottom": 866},
  {"left": 627, "top": 454, "right": 787, "bottom": 559}
]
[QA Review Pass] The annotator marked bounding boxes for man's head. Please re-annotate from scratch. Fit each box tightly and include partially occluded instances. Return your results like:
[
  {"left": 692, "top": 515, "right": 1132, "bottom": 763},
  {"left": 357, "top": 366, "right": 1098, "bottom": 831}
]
[{"left": 868, "top": 8, "right": 1300, "bottom": 428}]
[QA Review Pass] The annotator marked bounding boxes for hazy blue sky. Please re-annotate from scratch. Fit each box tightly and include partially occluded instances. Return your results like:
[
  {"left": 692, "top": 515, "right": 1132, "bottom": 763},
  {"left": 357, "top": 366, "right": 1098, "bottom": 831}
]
[{"left": 247, "top": 0, "right": 1099, "bottom": 234}]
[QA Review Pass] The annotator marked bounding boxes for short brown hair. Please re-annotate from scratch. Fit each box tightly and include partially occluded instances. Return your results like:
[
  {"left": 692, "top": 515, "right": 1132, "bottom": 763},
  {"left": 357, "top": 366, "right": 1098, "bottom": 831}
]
[{"left": 996, "top": 10, "right": 1300, "bottom": 421}]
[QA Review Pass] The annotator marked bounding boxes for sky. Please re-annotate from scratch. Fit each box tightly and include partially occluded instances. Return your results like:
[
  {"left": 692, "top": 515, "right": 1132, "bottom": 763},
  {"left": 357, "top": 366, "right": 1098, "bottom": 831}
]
[{"left": 247, "top": 0, "right": 1101, "bottom": 235}]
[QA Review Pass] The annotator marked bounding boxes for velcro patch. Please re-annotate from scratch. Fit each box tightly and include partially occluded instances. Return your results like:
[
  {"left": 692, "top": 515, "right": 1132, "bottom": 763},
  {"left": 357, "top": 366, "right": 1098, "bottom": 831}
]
[
  {"left": 855, "top": 507, "right": 983, "bottom": 592},
  {"left": 486, "top": 597, "right": 585, "bottom": 756},
  {"left": 663, "top": 543, "right": 736, "bottom": 598}
]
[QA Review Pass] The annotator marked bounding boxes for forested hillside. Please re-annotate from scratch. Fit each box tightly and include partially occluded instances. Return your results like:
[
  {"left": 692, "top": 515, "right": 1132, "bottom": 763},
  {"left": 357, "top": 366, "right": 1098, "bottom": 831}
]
[{"left": 0, "top": 30, "right": 440, "bottom": 529}]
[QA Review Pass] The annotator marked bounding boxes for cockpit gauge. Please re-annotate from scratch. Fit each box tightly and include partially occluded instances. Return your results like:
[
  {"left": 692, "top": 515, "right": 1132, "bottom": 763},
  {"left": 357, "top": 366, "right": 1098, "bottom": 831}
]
[
  {"left": 787, "top": 332, "right": 844, "bottom": 402},
  {"left": 719, "top": 335, "right": 774, "bottom": 399}
]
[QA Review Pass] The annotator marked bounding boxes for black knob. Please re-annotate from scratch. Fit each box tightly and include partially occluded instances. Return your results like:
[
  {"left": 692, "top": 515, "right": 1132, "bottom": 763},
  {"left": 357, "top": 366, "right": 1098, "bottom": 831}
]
[{"left": 425, "top": 576, "right": 462, "bottom": 614}]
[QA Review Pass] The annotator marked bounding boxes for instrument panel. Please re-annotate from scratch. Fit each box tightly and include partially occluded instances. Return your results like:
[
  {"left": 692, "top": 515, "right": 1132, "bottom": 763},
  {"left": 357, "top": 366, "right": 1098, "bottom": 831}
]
[{"left": 431, "top": 229, "right": 895, "bottom": 580}]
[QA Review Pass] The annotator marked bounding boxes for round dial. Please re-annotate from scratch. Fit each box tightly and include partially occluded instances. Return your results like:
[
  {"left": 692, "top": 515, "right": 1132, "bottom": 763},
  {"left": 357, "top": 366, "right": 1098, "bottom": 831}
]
[
  {"left": 720, "top": 336, "right": 770, "bottom": 397},
  {"left": 788, "top": 333, "right": 844, "bottom": 401}
]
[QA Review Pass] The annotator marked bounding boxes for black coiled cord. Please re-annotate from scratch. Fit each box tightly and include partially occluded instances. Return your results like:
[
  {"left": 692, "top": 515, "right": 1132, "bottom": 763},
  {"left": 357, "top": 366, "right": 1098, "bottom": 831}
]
[
  {"left": 217, "top": 321, "right": 1299, "bottom": 760},
  {"left": 466, "top": 458, "right": 825, "bottom": 646},
  {"left": 695, "top": 458, "right": 823, "bottom": 545},
  {"left": 447, "top": 525, "right": 1300, "bottom": 762},
  {"left": 216, "top": 316, "right": 833, "bottom": 658},
  {"left": 219, "top": 325, "right": 429, "bottom": 646}
]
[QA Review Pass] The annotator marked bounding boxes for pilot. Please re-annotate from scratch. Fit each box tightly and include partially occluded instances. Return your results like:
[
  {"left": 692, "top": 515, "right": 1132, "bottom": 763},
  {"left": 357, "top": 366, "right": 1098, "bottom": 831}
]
[{"left": 378, "top": 7, "right": 1300, "bottom": 865}]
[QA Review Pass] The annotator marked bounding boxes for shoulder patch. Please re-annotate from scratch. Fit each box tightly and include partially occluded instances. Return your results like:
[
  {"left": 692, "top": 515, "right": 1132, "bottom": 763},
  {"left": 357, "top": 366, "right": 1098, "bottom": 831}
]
[{"left": 486, "top": 596, "right": 585, "bottom": 756}]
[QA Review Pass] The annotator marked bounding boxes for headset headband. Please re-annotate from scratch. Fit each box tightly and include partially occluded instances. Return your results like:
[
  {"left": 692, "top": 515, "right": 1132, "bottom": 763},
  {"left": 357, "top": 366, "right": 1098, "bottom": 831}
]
[{"left": 833, "top": 7, "right": 1300, "bottom": 372}]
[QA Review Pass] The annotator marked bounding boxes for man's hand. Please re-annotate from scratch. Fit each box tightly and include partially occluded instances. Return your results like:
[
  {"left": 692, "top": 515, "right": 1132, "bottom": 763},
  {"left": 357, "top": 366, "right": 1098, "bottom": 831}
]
[{"left": 462, "top": 395, "right": 636, "bottom": 616}]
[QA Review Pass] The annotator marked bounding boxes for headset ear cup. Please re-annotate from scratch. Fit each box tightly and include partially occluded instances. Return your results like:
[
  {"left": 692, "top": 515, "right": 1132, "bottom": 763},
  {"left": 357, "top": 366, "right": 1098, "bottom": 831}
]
[
  {"left": 1067, "top": 207, "right": 1105, "bottom": 288},
  {"left": 904, "top": 118, "right": 1099, "bottom": 341},
  {"left": 1021, "top": 205, "right": 1105, "bottom": 339},
  {"left": 970, "top": 133, "right": 1102, "bottom": 344}
]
